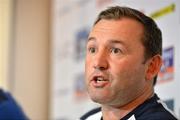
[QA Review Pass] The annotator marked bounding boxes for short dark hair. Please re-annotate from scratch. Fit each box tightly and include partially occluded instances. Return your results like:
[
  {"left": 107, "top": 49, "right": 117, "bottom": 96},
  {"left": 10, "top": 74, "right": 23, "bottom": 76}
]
[{"left": 94, "top": 6, "right": 162, "bottom": 85}]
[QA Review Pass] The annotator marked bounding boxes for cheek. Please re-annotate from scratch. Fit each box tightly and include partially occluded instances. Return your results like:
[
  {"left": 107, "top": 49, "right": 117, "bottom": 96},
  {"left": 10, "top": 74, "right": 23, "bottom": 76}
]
[
  {"left": 110, "top": 59, "right": 131, "bottom": 76},
  {"left": 110, "top": 59, "right": 146, "bottom": 87},
  {"left": 111, "top": 56, "right": 144, "bottom": 73}
]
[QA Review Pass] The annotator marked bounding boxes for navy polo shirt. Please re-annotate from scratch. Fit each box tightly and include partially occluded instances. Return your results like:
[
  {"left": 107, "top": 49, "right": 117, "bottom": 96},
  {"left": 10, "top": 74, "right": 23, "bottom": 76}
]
[{"left": 80, "top": 94, "right": 178, "bottom": 120}]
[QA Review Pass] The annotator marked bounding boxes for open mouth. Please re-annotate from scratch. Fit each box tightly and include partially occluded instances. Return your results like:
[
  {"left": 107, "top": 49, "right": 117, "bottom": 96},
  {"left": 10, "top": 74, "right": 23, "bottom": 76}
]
[
  {"left": 94, "top": 76, "right": 108, "bottom": 83},
  {"left": 91, "top": 76, "right": 109, "bottom": 87}
]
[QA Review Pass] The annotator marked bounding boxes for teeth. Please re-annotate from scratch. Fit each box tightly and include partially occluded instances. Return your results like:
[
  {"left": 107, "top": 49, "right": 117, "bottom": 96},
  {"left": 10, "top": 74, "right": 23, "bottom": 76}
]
[
  {"left": 97, "top": 77, "right": 104, "bottom": 81},
  {"left": 96, "top": 77, "right": 107, "bottom": 82}
]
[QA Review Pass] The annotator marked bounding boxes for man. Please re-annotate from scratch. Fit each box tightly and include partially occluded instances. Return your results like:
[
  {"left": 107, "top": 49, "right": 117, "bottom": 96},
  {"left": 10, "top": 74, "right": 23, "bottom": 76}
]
[
  {"left": 0, "top": 89, "right": 28, "bottom": 119},
  {"left": 80, "top": 6, "right": 178, "bottom": 120}
]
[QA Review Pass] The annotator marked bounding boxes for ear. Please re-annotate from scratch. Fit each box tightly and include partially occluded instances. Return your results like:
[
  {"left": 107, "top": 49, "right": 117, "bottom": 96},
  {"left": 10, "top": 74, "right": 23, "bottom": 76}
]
[{"left": 145, "top": 55, "right": 162, "bottom": 81}]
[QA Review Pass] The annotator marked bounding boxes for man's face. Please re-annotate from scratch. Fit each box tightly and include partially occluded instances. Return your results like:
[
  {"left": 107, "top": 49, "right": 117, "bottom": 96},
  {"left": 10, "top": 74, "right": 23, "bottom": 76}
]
[{"left": 85, "top": 18, "right": 151, "bottom": 107}]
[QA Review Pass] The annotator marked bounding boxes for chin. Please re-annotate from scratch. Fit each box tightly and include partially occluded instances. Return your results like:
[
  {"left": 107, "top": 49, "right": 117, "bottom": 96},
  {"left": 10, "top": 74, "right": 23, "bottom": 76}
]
[
  {"left": 90, "top": 95, "right": 127, "bottom": 107},
  {"left": 90, "top": 95, "right": 111, "bottom": 104}
]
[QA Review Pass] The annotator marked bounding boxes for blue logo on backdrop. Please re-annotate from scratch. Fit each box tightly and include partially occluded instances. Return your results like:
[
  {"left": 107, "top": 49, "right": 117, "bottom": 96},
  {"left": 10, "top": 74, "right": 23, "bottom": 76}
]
[{"left": 74, "top": 28, "right": 89, "bottom": 61}]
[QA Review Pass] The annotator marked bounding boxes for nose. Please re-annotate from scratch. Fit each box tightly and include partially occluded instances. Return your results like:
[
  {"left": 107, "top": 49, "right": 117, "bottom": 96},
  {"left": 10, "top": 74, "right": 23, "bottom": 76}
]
[{"left": 93, "top": 50, "right": 108, "bottom": 71}]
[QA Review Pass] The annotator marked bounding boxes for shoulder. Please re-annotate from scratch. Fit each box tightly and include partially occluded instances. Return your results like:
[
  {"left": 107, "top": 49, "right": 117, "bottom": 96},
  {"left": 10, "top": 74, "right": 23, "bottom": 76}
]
[
  {"left": 80, "top": 107, "right": 102, "bottom": 120},
  {"left": 134, "top": 94, "right": 178, "bottom": 120},
  {"left": 139, "top": 109, "right": 178, "bottom": 120},
  {"left": 144, "top": 99, "right": 178, "bottom": 120},
  {"left": 0, "top": 88, "right": 28, "bottom": 119},
  {"left": 0, "top": 89, "right": 8, "bottom": 103}
]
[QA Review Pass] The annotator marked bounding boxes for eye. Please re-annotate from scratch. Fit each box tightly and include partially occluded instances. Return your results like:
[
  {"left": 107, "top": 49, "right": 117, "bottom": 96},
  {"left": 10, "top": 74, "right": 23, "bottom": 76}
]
[
  {"left": 111, "top": 48, "right": 122, "bottom": 54},
  {"left": 88, "top": 47, "right": 96, "bottom": 54}
]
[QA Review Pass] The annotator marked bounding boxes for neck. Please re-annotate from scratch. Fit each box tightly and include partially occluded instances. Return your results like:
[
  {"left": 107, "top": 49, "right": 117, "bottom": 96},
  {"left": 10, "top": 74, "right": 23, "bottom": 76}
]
[{"left": 101, "top": 89, "right": 154, "bottom": 120}]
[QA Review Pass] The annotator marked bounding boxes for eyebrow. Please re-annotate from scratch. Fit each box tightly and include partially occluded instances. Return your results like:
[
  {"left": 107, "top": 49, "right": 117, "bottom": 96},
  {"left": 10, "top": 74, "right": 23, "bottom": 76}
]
[
  {"left": 87, "top": 36, "right": 126, "bottom": 46},
  {"left": 109, "top": 40, "right": 125, "bottom": 45},
  {"left": 87, "top": 37, "right": 96, "bottom": 42}
]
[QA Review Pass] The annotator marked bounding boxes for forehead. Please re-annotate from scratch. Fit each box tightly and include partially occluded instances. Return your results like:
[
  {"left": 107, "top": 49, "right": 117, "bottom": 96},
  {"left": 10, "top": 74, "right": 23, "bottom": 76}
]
[{"left": 89, "top": 18, "right": 144, "bottom": 45}]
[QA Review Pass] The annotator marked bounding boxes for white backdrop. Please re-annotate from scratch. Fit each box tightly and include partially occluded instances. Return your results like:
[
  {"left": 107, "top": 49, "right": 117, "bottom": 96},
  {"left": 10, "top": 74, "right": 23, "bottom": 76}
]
[{"left": 50, "top": 0, "right": 180, "bottom": 119}]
